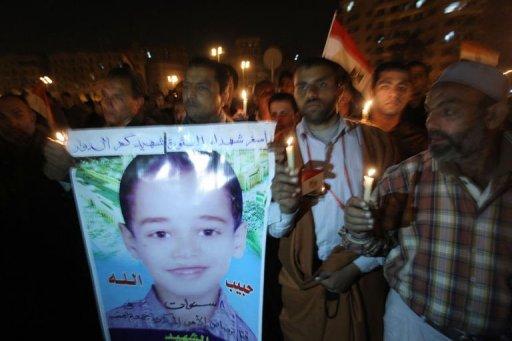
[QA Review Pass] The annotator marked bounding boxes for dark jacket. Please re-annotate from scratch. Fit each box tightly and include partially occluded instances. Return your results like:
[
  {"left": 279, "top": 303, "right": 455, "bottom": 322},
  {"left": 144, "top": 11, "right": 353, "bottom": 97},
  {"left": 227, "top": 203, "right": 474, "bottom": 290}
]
[{"left": 1, "top": 125, "right": 102, "bottom": 338}]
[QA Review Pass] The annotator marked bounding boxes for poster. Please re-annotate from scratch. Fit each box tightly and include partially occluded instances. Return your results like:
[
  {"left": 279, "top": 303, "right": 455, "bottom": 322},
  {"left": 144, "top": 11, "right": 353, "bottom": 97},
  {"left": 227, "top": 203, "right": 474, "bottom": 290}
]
[{"left": 68, "top": 123, "right": 276, "bottom": 341}]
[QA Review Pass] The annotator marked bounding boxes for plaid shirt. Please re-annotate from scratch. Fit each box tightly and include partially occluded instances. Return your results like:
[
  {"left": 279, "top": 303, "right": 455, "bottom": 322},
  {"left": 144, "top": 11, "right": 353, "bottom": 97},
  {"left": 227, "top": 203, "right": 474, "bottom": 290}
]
[{"left": 373, "top": 132, "right": 512, "bottom": 336}]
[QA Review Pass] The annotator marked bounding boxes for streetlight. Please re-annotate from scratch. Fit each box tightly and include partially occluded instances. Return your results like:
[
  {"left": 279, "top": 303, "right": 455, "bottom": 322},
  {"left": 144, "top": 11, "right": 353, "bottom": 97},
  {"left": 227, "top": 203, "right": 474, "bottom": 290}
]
[
  {"left": 39, "top": 76, "right": 53, "bottom": 85},
  {"left": 167, "top": 74, "right": 179, "bottom": 88},
  {"left": 210, "top": 46, "right": 224, "bottom": 62},
  {"left": 241, "top": 60, "right": 251, "bottom": 86}
]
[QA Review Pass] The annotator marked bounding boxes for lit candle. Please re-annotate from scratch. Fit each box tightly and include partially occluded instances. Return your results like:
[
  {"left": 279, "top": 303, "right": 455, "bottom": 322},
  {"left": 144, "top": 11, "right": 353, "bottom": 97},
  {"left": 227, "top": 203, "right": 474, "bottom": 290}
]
[
  {"left": 362, "top": 99, "right": 373, "bottom": 122},
  {"left": 48, "top": 130, "right": 67, "bottom": 145},
  {"left": 241, "top": 89, "right": 248, "bottom": 115},
  {"left": 286, "top": 136, "right": 295, "bottom": 170},
  {"left": 363, "top": 168, "right": 376, "bottom": 201}
]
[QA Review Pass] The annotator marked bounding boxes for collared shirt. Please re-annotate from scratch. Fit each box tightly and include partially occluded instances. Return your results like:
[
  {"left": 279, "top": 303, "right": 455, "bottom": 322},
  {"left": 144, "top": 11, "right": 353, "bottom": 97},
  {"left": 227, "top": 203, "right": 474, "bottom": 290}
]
[
  {"left": 269, "top": 117, "right": 382, "bottom": 272},
  {"left": 108, "top": 286, "right": 256, "bottom": 341},
  {"left": 376, "top": 132, "right": 512, "bottom": 335}
]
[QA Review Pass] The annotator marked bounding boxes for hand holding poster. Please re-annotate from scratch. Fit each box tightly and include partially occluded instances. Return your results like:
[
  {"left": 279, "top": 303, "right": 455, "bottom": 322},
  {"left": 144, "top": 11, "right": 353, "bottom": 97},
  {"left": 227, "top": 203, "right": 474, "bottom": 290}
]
[{"left": 68, "top": 123, "right": 276, "bottom": 341}]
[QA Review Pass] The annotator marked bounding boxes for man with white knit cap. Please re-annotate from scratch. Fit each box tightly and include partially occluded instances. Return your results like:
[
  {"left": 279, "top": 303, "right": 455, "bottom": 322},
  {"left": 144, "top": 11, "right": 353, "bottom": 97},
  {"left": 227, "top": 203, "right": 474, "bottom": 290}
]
[{"left": 342, "top": 60, "right": 511, "bottom": 340}]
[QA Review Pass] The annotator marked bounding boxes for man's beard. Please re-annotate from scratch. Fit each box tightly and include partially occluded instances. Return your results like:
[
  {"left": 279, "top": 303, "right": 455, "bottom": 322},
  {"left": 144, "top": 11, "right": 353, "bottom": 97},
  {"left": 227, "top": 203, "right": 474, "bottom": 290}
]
[
  {"left": 429, "top": 124, "right": 486, "bottom": 163},
  {"left": 301, "top": 99, "right": 336, "bottom": 125}
]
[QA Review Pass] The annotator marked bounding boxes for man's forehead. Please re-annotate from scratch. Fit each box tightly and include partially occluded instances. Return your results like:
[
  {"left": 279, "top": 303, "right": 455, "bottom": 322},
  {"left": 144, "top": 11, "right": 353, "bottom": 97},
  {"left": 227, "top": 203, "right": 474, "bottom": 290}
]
[
  {"left": 186, "top": 66, "right": 215, "bottom": 82},
  {"left": 270, "top": 100, "right": 294, "bottom": 111},
  {"left": 376, "top": 70, "right": 410, "bottom": 84},
  {"left": 294, "top": 65, "right": 334, "bottom": 82}
]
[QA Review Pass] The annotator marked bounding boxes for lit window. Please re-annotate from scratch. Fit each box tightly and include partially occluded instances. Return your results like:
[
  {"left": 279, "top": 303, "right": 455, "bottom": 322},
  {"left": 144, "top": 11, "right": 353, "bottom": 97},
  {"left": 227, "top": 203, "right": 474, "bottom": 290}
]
[
  {"left": 444, "top": 31, "right": 455, "bottom": 42},
  {"left": 347, "top": 1, "right": 355, "bottom": 12},
  {"left": 444, "top": 1, "right": 465, "bottom": 14},
  {"left": 416, "top": 0, "right": 426, "bottom": 8}
]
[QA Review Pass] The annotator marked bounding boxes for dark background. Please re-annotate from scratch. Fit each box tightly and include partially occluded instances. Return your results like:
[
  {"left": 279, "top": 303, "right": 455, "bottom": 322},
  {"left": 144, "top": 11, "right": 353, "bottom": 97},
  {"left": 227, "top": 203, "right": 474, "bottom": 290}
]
[{"left": 0, "top": 0, "right": 339, "bottom": 56}]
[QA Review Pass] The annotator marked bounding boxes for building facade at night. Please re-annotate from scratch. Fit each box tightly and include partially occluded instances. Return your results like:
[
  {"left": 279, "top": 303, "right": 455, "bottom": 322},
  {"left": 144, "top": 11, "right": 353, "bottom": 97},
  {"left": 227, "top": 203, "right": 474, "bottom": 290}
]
[
  {"left": 338, "top": 0, "right": 512, "bottom": 78},
  {"left": 0, "top": 46, "right": 187, "bottom": 98}
]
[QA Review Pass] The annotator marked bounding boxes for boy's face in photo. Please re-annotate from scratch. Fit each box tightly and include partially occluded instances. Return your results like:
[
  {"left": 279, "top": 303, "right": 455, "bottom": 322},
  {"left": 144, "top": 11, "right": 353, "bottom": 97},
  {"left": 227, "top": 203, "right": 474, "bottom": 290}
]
[{"left": 121, "top": 171, "right": 246, "bottom": 300}]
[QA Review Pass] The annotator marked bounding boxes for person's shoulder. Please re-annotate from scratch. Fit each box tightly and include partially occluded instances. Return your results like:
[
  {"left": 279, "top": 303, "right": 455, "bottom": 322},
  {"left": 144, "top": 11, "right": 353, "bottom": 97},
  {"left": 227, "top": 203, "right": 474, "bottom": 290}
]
[
  {"left": 106, "top": 296, "right": 151, "bottom": 325},
  {"left": 233, "top": 311, "right": 257, "bottom": 341},
  {"left": 347, "top": 119, "right": 392, "bottom": 142},
  {"left": 215, "top": 294, "right": 257, "bottom": 340},
  {"left": 393, "top": 120, "right": 427, "bottom": 138},
  {"left": 346, "top": 118, "right": 382, "bottom": 133},
  {"left": 107, "top": 299, "right": 145, "bottom": 317},
  {"left": 382, "top": 150, "right": 430, "bottom": 180}
]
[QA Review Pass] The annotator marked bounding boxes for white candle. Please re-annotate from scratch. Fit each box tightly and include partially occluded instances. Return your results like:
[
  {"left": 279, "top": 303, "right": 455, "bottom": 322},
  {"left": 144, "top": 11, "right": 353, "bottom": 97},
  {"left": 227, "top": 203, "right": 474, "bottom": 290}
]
[
  {"left": 286, "top": 136, "right": 295, "bottom": 170},
  {"left": 362, "top": 99, "right": 373, "bottom": 121},
  {"left": 56, "top": 131, "right": 66, "bottom": 144},
  {"left": 241, "top": 89, "right": 248, "bottom": 115},
  {"left": 363, "top": 168, "right": 376, "bottom": 201}
]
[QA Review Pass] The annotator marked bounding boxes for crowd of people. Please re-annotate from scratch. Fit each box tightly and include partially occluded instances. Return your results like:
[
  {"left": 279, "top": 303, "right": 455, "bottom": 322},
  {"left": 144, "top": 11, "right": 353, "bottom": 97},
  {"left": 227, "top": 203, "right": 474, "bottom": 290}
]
[{"left": 1, "top": 53, "right": 511, "bottom": 340}]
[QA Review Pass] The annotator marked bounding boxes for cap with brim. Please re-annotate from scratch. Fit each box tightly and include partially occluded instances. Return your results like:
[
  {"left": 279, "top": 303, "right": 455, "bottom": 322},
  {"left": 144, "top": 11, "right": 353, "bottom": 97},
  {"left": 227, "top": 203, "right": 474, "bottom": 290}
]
[{"left": 433, "top": 60, "right": 509, "bottom": 101}]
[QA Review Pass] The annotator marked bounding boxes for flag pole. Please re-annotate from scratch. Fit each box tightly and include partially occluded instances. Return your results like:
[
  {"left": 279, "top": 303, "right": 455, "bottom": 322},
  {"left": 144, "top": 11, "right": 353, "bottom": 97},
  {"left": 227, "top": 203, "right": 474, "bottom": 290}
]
[{"left": 322, "top": 10, "right": 338, "bottom": 58}]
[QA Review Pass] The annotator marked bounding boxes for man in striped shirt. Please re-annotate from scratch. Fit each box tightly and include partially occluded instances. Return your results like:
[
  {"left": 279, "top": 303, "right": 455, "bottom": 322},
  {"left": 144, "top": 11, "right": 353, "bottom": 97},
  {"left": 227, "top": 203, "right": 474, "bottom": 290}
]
[{"left": 344, "top": 60, "right": 511, "bottom": 340}]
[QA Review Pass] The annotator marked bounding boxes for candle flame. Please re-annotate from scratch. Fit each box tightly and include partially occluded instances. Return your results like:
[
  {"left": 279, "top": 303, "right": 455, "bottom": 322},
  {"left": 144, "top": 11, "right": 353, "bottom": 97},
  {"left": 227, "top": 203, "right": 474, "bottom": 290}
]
[
  {"left": 367, "top": 168, "right": 376, "bottom": 177},
  {"left": 56, "top": 131, "right": 66, "bottom": 142},
  {"left": 362, "top": 100, "right": 373, "bottom": 117},
  {"left": 241, "top": 89, "right": 248, "bottom": 100},
  {"left": 286, "top": 136, "right": 294, "bottom": 146}
]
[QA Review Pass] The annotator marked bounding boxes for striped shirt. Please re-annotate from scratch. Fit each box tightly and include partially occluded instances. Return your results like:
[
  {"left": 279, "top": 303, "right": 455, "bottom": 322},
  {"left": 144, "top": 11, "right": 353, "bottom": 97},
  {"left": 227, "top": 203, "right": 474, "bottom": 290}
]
[{"left": 375, "top": 132, "right": 512, "bottom": 336}]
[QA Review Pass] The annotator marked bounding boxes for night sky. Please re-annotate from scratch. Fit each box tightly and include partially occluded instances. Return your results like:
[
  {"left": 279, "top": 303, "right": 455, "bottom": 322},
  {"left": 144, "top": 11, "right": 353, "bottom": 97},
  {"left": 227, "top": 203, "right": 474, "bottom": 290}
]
[{"left": 1, "top": 1, "right": 339, "bottom": 58}]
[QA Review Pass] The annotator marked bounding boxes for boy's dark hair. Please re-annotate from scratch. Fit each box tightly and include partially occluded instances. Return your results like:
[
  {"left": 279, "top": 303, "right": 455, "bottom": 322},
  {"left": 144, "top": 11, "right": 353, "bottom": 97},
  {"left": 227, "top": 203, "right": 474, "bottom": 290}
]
[
  {"left": 107, "top": 65, "right": 147, "bottom": 99},
  {"left": 372, "top": 61, "right": 409, "bottom": 88},
  {"left": 188, "top": 57, "right": 230, "bottom": 94},
  {"left": 268, "top": 92, "right": 299, "bottom": 113},
  {"left": 119, "top": 151, "right": 243, "bottom": 232},
  {"left": 295, "top": 57, "right": 350, "bottom": 86},
  {"left": 406, "top": 60, "right": 431, "bottom": 75}
]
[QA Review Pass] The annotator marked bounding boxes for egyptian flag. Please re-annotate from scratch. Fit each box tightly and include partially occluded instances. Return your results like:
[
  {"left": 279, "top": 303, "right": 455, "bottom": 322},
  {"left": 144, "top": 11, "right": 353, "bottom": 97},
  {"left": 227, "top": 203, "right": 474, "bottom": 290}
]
[{"left": 322, "top": 11, "right": 373, "bottom": 97}]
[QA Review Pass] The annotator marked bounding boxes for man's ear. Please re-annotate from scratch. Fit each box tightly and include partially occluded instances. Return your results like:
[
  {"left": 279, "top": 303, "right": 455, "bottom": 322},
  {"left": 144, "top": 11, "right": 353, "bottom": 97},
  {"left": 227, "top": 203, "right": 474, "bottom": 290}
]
[
  {"left": 484, "top": 101, "right": 509, "bottom": 129},
  {"left": 233, "top": 222, "right": 248, "bottom": 259},
  {"left": 119, "top": 223, "right": 140, "bottom": 260}
]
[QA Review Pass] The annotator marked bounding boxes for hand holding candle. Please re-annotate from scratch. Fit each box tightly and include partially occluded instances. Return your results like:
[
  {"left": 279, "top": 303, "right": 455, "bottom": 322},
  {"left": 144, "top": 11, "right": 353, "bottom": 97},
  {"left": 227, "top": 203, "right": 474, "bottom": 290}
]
[
  {"left": 362, "top": 99, "right": 373, "bottom": 122},
  {"left": 286, "top": 136, "right": 295, "bottom": 171},
  {"left": 363, "top": 168, "right": 376, "bottom": 202},
  {"left": 47, "top": 130, "right": 68, "bottom": 146}
]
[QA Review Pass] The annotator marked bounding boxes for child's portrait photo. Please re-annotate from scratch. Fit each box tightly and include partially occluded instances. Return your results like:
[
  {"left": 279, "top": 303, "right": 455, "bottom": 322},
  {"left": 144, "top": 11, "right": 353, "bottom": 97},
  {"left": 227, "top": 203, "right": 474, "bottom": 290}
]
[{"left": 107, "top": 151, "right": 256, "bottom": 340}]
